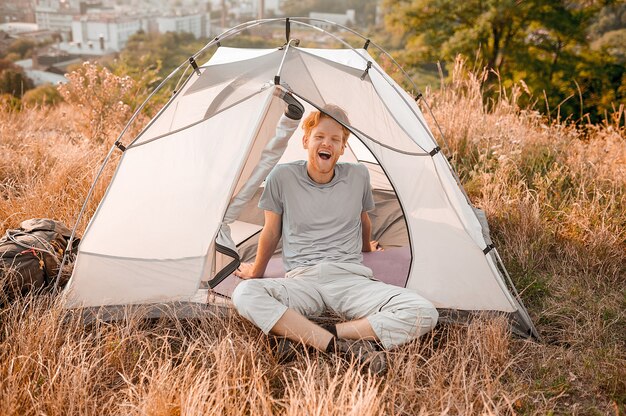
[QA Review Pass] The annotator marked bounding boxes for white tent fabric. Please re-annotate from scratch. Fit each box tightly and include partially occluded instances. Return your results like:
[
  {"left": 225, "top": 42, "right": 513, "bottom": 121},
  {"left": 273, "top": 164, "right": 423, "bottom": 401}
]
[{"left": 63, "top": 42, "right": 535, "bottom": 337}]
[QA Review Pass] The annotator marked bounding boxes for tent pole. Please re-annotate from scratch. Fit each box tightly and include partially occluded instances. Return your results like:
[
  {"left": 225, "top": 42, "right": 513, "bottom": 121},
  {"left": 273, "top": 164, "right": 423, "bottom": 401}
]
[
  {"left": 59, "top": 18, "right": 537, "bottom": 340},
  {"left": 59, "top": 16, "right": 466, "bottom": 273},
  {"left": 274, "top": 38, "right": 299, "bottom": 84},
  {"left": 281, "top": 20, "right": 449, "bottom": 154},
  {"left": 56, "top": 36, "right": 217, "bottom": 286},
  {"left": 190, "top": 17, "right": 455, "bottom": 158},
  {"left": 55, "top": 143, "right": 119, "bottom": 289},
  {"left": 493, "top": 249, "right": 541, "bottom": 339}
]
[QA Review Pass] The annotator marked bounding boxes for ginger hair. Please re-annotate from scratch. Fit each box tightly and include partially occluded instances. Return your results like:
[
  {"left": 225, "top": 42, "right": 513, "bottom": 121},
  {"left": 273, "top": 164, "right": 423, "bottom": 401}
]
[{"left": 302, "top": 104, "right": 351, "bottom": 142}]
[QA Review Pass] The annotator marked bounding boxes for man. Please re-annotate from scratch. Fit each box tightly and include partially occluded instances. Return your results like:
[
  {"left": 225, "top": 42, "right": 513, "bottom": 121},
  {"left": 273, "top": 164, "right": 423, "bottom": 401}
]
[{"left": 232, "top": 99, "right": 438, "bottom": 374}]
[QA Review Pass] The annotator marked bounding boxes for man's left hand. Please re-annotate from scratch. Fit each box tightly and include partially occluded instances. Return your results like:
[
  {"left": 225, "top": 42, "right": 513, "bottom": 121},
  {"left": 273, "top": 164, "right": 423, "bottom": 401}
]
[
  {"left": 234, "top": 262, "right": 261, "bottom": 279},
  {"left": 281, "top": 91, "right": 304, "bottom": 120},
  {"left": 367, "top": 240, "right": 383, "bottom": 252}
]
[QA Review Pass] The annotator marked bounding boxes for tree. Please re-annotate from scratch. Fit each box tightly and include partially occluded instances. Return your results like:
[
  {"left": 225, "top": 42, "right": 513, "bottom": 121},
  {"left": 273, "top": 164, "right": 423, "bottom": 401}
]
[
  {"left": 0, "top": 59, "right": 34, "bottom": 98},
  {"left": 384, "top": 0, "right": 591, "bottom": 72},
  {"left": 382, "top": 0, "right": 625, "bottom": 122},
  {"left": 117, "top": 31, "right": 205, "bottom": 80},
  {"left": 8, "top": 38, "right": 36, "bottom": 60}
]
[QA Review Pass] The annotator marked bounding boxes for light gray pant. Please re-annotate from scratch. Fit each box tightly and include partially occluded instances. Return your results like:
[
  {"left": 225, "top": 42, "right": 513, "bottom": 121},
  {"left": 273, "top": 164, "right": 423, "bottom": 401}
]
[{"left": 231, "top": 262, "right": 438, "bottom": 349}]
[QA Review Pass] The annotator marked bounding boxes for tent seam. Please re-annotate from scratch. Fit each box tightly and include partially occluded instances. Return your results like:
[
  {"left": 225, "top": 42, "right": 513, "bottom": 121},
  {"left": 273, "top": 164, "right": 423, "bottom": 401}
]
[{"left": 128, "top": 89, "right": 267, "bottom": 150}]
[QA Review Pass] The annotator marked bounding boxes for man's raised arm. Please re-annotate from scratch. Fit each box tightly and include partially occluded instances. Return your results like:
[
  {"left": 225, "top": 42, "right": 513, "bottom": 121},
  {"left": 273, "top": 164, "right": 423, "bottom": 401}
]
[{"left": 234, "top": 210, "right": 282, "bottom": 279}]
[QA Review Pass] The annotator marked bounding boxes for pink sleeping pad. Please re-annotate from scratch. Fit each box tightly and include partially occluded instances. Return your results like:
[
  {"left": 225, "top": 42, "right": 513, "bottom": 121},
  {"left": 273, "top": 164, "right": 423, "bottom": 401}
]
[{"left": 213, "top": 246, "right": 411, "bottom": 297}]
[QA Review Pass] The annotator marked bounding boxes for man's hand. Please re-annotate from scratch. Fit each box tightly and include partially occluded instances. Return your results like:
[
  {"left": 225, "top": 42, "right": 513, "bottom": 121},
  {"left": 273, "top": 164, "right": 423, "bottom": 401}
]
[
  {"left": 368, "top": 240, "right": 384, "bottom": 252},
  {"left": 233, "top": 262, "right": 262, "bottom": 280},
  {"left": 281, "top": 91, "right": 304, "bottom": 120},
  {"left": 235, "top": 211, "right": 281, "bottom": 280}
]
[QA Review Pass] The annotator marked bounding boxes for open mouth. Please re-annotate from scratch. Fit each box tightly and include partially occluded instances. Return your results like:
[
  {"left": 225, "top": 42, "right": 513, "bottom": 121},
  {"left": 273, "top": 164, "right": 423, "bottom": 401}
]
[{"left": 318, "top": 151, "right": 331, "bottom": 160}]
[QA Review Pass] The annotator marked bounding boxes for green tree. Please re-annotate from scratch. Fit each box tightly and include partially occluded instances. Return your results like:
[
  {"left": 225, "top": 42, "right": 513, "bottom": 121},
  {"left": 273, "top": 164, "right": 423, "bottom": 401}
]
[
  {"left": 382, "top": 0, "right": 625, "bottom": 122},
  {"left": 108, "top": 31, "right": 211, "bottom": 111},
  {"left": 589, "top": 3, "right": 626, "bottom": 64},
  {"left": 116, "top": 31, "right": 206, "bottom": 80},
  {"left": 384, "top": 0, "right": 594, "bottom": 73},
  {"left": 111, "top": 30, "right": 275, "bottom": 96}
]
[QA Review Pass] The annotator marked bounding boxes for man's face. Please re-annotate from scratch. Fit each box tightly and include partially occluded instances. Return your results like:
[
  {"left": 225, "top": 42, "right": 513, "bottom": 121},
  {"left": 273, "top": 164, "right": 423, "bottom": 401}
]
[{"left": 303, "top": 117, "right": 346, "bottom": 183}]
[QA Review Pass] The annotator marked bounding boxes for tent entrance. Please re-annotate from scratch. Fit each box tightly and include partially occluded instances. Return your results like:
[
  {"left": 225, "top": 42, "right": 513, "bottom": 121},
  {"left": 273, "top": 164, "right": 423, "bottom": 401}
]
[{"left": 204, "top": 97, "right": 413, "bottom": 297}]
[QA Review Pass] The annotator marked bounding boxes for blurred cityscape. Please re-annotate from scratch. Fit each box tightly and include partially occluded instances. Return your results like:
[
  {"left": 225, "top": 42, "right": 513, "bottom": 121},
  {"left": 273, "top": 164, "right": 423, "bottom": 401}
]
[{"left": 0, "top": 0, "right": 377, "bottom": 87}]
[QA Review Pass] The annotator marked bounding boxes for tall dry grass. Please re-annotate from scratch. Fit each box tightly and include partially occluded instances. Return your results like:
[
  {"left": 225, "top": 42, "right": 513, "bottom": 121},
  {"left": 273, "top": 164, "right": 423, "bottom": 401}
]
[
  {"left": 422, "top": 57, "right": 625, "bottom": 414},
  {"left": 0, "top": 294, "right": 530, "bottom": 415},
  {"left": 0, "top": 59, "right": 624, "bottom": 414}
]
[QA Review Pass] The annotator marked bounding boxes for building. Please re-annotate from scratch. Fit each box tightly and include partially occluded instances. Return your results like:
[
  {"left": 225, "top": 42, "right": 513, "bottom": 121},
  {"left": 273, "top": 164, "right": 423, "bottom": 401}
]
[
  {"left": 35, "top": 0, "right": 80, "bottom": 37},
  {"left": 35, "top": 0, "right": 113, "bottom": 40},
  {"left": 71, "top": 13, "right": 143, "bottom": 52},
  {"left": 15, "top": 62, "right": 68, "bottom": 86},
  {"left": 208, "top": 0, "right": 282, "bottom": 20},
  {"left": 156, "top": 13, "right": 207, "bottom": 38},
  {"left": 0, "top": 22, "right": 60, "bottom": 44},
  {"left": 0, "top": 22, "right": 39, "bottom": 36},
  {"left": 15, "top": 54, "right": 69, "bottom": 87},
  {"left": 309, "top": 10, "right": 356, "bottom": 29},
  {"left": 1, "top": 0, "right": 36, "bottom": 23}
]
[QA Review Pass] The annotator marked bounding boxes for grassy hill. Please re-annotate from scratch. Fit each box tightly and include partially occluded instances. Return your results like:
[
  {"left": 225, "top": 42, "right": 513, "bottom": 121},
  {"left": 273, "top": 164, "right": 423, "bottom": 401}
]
[{"left": 0, "top": 60, "right": 624, "bottom": 415}]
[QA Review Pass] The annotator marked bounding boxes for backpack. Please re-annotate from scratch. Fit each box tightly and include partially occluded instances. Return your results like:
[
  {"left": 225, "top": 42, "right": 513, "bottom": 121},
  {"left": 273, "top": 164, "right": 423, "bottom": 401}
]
[{"left": 0, "top": 218, "right": 80, "bottom": 305}]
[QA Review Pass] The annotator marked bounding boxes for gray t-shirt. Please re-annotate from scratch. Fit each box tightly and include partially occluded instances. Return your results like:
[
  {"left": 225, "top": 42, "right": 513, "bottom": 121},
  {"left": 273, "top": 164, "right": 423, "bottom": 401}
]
[{"left": 259, "top": 161, "right": 375, "bottom": 272}]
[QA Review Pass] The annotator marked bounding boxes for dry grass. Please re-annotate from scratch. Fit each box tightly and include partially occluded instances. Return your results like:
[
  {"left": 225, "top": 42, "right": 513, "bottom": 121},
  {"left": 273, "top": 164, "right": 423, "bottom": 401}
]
[
  {"left": 0, "top": 295, "right": 531, "bottom": 415},
  {"left": 1, "top": 60, "right": 624, "bottom": 414},
  {"left": 421, "top": 57, "right": 625, "bottom": 414}
]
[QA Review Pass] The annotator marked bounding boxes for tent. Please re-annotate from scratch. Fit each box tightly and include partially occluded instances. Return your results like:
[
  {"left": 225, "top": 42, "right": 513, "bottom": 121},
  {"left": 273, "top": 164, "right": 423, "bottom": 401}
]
[{"left": 61, "top": 18, "right": 538, "bottom": 339}]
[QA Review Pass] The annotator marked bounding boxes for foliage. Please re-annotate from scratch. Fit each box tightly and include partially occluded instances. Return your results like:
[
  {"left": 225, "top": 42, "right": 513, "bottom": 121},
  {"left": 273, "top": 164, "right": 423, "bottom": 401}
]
[
  {"left": 7, "top": 38, "right": 36, "bottom": 60},
  {"left": 0, "top": 57, "right": 624, "bottom": 413},
  {"left": 22, "top": 84, "right": 63, "bottom": 107},
  {"left": 0, "top": 59, "right": 18, "bottom": 71},
  {"left": 105, "top": 31, "right": 208, "bottom": 110},
  {"left": 592, "top": 28, "right": 626, "bottom": 63},
  {"left": 419, "top": 59, "right": 625, "bottom": 412},
  {"left": 57, "top": 62, "right": 138, "bottom": 144},
  {"left": 0, "top": 93, "right": 21, "bottom": 111},
  {"left": 115, "top": 30, "right": 206, "bottom": 81},
  {"left": 0, "top": 294, "right": 532, "bottom": 415},
  {"left": 113, "top": 30, "right": 279, "bottom": 81},
  {"left": 107, "top": 31, "right": 279, "bottom": 111},
  {"left": 588, "top": 2, "right": 626, "bottom": 40},
  {"left": 1, "top": 37, "right": 55, "bottom": 61},
  {"left": 0, "top": 59, "right": 34, "bottom": 98},
  {"left": 381, "top": 0, "right": 626, "bottom": 123},
  {"left": 217, "top": 33, "right": 280, "bottom": 49}
]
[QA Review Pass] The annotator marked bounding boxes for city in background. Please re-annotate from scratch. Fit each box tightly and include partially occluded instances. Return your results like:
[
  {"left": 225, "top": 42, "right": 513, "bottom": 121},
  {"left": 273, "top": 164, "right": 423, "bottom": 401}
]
[
  {"left": 0, "top": 0, "right": 373, "bottom": 87},
  {"left": 0, "top": 0, "right": 623, "bottom": 123}
]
